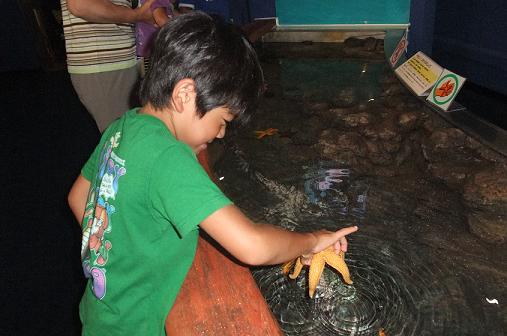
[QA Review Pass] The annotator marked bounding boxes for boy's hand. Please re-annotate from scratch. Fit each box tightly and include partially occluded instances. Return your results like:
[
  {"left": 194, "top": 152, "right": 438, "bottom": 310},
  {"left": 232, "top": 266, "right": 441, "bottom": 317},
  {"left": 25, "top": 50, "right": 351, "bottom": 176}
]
[{"left": 301, "top": 226, "right": 358, "bottom": 265}]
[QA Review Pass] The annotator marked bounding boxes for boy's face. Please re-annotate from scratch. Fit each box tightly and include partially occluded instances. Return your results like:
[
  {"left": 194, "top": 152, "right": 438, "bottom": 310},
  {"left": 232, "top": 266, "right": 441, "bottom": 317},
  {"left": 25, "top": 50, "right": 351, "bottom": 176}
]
[{"left": 178, "top": 106, "right": 235, "bottom": 154}]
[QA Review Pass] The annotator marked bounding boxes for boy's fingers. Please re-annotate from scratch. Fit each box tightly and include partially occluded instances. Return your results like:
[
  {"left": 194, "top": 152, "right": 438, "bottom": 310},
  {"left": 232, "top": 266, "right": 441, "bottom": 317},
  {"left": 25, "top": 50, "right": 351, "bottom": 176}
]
[
  {"left": 301, "top": 255, "right": 312, "bottom": 265},
  {"left": 333, "top": 226, "right": 357, "bottom": 252},
  {"left": 334, "top": 236, "right": 348, "bottom": 252},
  {"left": 336, "top": 226, "right": 358, "bottom": 237},
  {"left": 311, "top": 227, "right": 357, "bottom": 254}
]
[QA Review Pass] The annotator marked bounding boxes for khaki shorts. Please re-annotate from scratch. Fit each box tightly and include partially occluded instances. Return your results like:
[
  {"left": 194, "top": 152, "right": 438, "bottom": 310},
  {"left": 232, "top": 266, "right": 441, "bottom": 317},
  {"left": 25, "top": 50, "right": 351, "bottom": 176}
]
[{"left": 70, "top": 65, "right": 140, "bottom": 132}]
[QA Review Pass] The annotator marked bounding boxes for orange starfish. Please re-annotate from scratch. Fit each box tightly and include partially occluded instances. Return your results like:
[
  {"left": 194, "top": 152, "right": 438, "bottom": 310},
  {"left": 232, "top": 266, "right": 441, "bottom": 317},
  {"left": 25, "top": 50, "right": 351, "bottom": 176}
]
[
  {"left": 283, "top": 246, "right": 353, "bottom": 298},
  {"left": 254, "top": 128, "right": 278, "bottom": 139}
]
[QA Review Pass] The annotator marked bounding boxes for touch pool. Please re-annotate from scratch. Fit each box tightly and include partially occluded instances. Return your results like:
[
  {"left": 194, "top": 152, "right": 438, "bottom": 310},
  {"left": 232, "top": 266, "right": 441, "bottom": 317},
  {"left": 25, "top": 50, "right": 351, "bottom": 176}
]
[{"left": 209, "top": 40, "right": 507, "bottom": 335}]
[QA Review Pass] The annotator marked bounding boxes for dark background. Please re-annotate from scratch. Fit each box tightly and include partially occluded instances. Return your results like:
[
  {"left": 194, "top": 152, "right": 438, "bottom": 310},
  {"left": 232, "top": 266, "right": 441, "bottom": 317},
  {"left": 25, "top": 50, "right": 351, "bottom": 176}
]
[{"left": 2, "top": 2, "right": 99, "bottom": 335}]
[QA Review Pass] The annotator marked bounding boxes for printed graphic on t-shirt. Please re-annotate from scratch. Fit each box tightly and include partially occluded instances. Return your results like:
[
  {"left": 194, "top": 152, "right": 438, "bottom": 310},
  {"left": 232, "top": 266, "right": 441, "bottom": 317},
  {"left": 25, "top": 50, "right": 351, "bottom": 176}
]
[{"left": 81, "top": 132, "right": 126, "bottom": 300}]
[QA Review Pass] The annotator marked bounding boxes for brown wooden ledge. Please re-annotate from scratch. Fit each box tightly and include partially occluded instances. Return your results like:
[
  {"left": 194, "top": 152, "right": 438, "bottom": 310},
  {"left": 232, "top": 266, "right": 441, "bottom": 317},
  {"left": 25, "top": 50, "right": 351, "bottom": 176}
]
[{"left": 165, "top": 149, "right": 283, "bottom": 335}]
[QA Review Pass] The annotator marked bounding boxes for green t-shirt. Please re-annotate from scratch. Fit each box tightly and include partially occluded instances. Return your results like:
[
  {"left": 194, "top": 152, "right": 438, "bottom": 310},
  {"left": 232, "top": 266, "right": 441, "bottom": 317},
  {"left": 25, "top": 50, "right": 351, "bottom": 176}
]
[{"left": 79, "top": 108, "right": 232, "bottom": 335}]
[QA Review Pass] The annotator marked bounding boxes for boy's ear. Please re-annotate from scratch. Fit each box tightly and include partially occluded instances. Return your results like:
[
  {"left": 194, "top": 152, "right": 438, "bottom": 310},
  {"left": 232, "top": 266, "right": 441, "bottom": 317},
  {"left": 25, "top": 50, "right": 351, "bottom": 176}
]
[{"left": 172, "top": 78, "right": 196, "bottom": 113}]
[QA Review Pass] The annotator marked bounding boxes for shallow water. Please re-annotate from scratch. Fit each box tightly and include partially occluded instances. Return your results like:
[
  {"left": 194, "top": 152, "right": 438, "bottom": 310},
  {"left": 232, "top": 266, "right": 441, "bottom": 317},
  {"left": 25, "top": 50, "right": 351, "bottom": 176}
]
[{"left": 213, "top": 42, "right": 506, "bottom": 336}]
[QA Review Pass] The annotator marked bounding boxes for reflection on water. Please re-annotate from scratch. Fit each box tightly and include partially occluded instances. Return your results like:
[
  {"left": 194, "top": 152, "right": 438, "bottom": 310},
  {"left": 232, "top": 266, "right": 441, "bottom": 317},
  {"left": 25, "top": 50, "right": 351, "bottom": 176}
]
[
  {"left": 214, "top": 42, "right": 506, "bottom": 335},
  {"left": 303, "top": 163, "right": 368, "bottom": 219}
]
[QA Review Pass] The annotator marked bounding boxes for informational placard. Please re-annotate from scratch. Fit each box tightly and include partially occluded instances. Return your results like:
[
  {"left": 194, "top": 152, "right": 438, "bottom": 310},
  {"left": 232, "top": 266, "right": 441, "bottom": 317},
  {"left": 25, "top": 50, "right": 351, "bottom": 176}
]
[
  {"left": 426, "top": 69, "right": 466, "bottom": 111},
  {"left": 395, "top": 51, "right": 443, "bottom": 96},
  {"left": 390, "top": 29, "right": 408, "bottom": 67}
]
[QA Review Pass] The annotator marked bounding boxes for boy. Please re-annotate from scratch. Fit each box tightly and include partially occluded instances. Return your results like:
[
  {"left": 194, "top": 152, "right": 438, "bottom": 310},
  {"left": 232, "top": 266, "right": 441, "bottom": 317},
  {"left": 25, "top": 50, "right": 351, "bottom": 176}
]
[{"left": 68, "top": 12, "right": 357, "bottom": 335}]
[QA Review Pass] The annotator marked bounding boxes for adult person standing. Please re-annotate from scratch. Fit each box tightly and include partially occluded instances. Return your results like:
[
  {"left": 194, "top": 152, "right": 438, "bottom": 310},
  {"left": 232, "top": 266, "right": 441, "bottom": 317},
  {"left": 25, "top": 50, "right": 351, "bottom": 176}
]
[{"left": 61, "top": 0, "right": 154, "bottom": 132}]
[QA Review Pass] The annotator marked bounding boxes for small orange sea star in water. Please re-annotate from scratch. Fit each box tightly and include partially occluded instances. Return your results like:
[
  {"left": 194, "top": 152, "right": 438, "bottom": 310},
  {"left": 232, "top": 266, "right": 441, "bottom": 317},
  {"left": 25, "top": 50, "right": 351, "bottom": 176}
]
[
  {"left": 282, "top": 246, "right": 353, "bottom": 298},
  {"left": 254, "top": 128, "right": 279, "bottom": 139}
]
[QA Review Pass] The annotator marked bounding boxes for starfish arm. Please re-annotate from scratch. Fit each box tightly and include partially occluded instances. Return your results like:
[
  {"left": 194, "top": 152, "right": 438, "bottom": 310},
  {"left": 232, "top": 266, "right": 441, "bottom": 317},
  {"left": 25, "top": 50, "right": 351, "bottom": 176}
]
[
  {"left": 254, "top": 131, "right": 265, "bottom": 139},
  {"left": 282, "top": 260, "right": 295, "bottom": 275},
  {"left": 288, "top": 257, "right": 304, "bottom": 279},
  {"left": 308, "top": 255, "right": 325, "bottom": 298},
  {"left": 324, "top": 250, "right": 353, "bottom": 285}
]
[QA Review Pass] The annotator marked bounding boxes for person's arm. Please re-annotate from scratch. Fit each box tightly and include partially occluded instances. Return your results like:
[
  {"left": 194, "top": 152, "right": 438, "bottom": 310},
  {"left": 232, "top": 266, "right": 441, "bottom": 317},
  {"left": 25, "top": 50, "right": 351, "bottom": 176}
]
[
  {"left": 200, "top": 204, "right": 358, "bottom": 266},
  {"left": 66, "top": 0, "right": 155, "bottom": 24},
  {"left": 68, "top": 175, "right": 91, "bottom": 226},
  {"left": 152, "top": 7, "right": 170, "bottom": 27}
]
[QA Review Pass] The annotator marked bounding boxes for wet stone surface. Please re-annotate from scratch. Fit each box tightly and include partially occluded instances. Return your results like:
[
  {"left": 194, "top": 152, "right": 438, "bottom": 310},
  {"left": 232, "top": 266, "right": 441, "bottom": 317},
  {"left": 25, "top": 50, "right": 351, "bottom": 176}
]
[{"left": 212, "top": 40, "right": 507, "bottom": 335}]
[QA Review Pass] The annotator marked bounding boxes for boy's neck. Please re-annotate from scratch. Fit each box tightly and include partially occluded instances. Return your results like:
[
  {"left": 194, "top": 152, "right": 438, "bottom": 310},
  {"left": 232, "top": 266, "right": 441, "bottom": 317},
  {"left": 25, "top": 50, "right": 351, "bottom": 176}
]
[{"left": 139, "top": 103, "right": 176, "bottom": 137}]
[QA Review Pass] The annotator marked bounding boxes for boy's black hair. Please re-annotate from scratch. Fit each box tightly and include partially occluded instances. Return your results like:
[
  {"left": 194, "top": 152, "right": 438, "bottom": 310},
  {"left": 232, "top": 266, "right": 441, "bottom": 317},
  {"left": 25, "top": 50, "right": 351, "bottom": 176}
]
[{"left": 139, "top": 11, "right": 264, "bottom": 123}]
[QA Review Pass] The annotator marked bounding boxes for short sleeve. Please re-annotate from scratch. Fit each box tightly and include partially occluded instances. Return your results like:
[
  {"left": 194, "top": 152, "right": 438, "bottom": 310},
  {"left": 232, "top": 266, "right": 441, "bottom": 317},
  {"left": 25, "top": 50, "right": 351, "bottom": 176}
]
[
  {"left": 81, "top": 137, "right": 107, "bottom": 181},
  {"left": 149, "top": 145, "right": 232, "bottom": 237}
]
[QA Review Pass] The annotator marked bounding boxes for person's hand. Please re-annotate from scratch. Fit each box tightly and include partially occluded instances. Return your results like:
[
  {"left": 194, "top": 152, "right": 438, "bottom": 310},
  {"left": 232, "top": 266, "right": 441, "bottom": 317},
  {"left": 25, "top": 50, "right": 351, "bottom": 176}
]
[
  {"left": 301, "top": 226, "right": 358, "bottom": 265},
  {"left": 134, "top": 0, "right": 156, "bottom": 25}
]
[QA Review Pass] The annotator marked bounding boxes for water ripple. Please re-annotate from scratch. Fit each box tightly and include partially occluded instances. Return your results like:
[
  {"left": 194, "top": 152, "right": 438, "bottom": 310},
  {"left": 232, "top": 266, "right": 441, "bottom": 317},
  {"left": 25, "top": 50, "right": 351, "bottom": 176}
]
[{"left": 252, "top": 232, "right": 463, "bottom": 335}]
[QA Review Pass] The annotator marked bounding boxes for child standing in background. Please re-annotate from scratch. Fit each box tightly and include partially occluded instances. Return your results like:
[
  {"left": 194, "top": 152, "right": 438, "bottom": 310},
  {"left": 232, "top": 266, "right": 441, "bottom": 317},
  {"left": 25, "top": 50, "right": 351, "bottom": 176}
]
[{"left": 136, "top": 0, "right": 176, "bottom": 74}]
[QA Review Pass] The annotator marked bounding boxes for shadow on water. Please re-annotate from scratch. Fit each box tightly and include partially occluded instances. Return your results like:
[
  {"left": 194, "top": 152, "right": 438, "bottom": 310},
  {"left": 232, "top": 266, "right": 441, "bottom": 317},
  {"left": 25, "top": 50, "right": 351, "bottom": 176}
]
[{"left": 212, "top": 42, "right": 507, "bottom": 335}]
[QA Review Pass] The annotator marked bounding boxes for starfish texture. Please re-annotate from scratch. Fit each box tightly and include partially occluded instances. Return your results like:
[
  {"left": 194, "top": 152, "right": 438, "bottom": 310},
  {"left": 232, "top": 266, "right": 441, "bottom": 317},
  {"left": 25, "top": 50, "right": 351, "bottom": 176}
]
[
  {"left": 283, "top": 246, "right": 353, "bottom": 298},
  {"left": 254, "top": 128, "right": 279, "bottom": 139}
]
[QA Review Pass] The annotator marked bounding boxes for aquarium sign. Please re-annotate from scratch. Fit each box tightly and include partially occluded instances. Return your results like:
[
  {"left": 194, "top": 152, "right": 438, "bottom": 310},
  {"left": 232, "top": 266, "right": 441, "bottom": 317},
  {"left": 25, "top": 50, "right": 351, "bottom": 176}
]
[
  {"left": 390, "top": 29, "right": 408, "bottom": 67},
  {"left": 395, "top": 51, "right": 443, "bottom": 96},
  {"left": 426, "top": 69, "right": 466, "bottom": 111}
]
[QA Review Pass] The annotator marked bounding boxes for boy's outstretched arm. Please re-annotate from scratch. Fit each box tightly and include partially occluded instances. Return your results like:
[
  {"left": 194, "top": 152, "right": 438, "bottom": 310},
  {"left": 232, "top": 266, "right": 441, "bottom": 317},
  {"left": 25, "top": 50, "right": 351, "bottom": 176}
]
[
  {"left": 68, "top": 175, "right": 91, "bottom": 226},
  {"left": 199, "top": 205, "right": 358, "bottom": 266}
]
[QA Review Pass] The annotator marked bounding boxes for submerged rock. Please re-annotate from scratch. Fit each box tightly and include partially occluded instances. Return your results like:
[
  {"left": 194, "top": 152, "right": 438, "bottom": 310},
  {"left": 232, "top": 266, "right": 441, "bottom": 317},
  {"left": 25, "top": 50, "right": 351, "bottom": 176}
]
[
  {"left": 377, "top": 118, "right": 401, "bottom": 141},
  {"left": 463, "top": 166, "right": 507, "bottom": 245},
  {"left": 468, "top": 212, "right": 507, "bottom": 245},
  {"left": 427, "top": 162, "right": 469, "bottom": 189},
  {"left": 394, "top": 140, "right": 414, "bottom": 167},
  {"left": 341, "top": 112, "right": 373, "bottom": 127},
  {"left": 382, "top": 139, "right": 401, "bottom": 154},
  {"left": 365, "top": 140, "right": 393, "bottom": 166},
  {"left": 331, "top": 87, "right": 358, "bottom": 107},
  {"left": 463, "top": 166, "right": 507, "bottom": 207},
  {"left": 429, "top": 128, "right": 467, "bottom": 150},
  {"left": 397, "top": 111, "right": 419, "bottom": 132}
]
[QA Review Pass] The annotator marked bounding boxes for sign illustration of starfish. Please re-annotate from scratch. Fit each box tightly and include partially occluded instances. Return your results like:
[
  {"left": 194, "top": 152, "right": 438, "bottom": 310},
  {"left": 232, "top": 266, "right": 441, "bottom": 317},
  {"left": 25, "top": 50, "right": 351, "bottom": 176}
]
[
  {"left": 435, "top": 79, "right": 455, "bottom": 97},
  {"left": 282, "top": 246, "right": 353, "bottom": 298}
]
